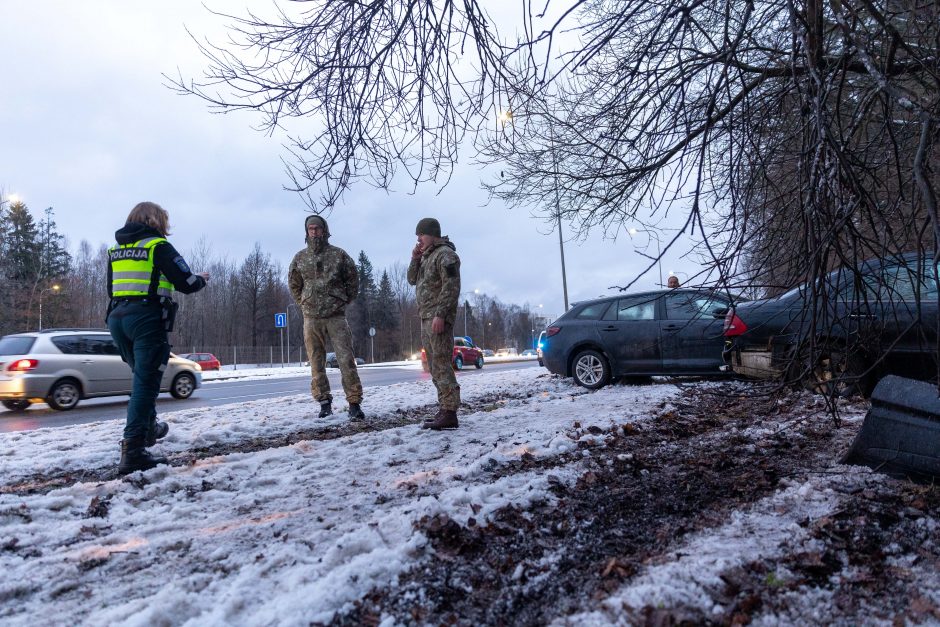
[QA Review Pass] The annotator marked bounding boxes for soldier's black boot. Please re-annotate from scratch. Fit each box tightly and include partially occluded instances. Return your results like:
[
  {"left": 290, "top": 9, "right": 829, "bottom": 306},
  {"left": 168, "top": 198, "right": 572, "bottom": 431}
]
[
  {"left": 348, "top": 403, "right": 365, "bottom": 421},
  {"left": 118, "top": 437, "right": 168, "bottom": 475},
  {"left": 145, "top": 417, "right": 169, "bottom": 447},
  {"left": 318, "top": 401, "right": 333, "bottom": 418}
]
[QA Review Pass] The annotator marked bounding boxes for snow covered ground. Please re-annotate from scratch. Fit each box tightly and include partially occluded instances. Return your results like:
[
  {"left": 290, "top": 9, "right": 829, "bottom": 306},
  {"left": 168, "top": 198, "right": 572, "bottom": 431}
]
[{"left": 0, "top": 368, "right": 934, "bottom": 626}]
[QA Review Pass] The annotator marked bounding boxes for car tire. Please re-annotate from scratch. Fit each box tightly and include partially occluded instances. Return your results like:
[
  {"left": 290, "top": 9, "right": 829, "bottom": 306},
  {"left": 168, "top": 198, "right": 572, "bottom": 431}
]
[
  {"left": 797, "top": 343, "right": 869, "bottom": 397},
  {"left": 46, "top": 379, "right": 82, "bottom": 411},
  {"left": 475, "top": 356, "right": 484, "bottom": 369},
  {"left": 2, "top": 400, "right": 31, "bottom": 411},
  {"left": 454, "top": 356, "right": 464, "bottom": 371},
  {"left": 170, "top": 372, "right": 196, "bottom": 399},
  {"left": 572, "top": 349, "right": 611, "bottom": 390}
]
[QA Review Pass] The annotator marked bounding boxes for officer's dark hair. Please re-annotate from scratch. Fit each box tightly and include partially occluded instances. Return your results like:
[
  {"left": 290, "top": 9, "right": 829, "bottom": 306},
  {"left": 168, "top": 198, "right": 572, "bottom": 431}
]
[{"left": 127, "top": 201, "right": 171, "bottom": 236}]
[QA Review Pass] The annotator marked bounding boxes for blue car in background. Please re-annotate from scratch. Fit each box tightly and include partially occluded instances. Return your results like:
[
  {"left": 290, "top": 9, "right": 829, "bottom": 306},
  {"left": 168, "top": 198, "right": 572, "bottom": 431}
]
[{"left": 541, "top": 289, "right": 734, "bottom": 389}]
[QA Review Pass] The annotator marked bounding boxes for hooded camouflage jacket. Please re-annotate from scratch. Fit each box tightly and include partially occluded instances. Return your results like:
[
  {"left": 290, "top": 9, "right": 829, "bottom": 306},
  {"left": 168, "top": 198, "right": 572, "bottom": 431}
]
[
  {"left": 408, "top": 238, "right": 461, "bottom": 322},
  {"left": 288, "top": 218, "right": 359, "bottom": 319}
]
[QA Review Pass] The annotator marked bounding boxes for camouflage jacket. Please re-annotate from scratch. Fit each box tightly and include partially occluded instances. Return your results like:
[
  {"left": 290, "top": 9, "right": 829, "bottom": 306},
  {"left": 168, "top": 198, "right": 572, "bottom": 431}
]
[
  {"left": 288, "top": 242, "right": 359, "bottom": 319},
  {"left": 408, "top": 238, "right": 461, "bottom": 322}
]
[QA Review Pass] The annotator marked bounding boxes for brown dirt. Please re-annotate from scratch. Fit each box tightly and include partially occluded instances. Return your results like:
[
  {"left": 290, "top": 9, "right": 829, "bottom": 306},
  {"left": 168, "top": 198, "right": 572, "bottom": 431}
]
[{"left": 333, "top": 384, "right": 940, "bottom": 626}]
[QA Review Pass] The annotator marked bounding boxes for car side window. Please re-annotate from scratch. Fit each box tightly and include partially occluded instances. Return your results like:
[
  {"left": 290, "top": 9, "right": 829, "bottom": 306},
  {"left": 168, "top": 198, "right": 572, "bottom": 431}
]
[
  {"left": 575, "top": 301, "right": 612, "bottom": 320},
  {"left": 879, "top": 264, "right": 938, "bottom": 301},
  {"left": 607, "top": 297, "right": 655, "bottom": 321},
  {"left": 51, "top": 336, "right": 83, "bottom": 354},
  {"left": 78, "top": 336, "right": 120, "bottom": 355},
  {"left": 665, "top": 293, "right": 727, "bottom": 320}
]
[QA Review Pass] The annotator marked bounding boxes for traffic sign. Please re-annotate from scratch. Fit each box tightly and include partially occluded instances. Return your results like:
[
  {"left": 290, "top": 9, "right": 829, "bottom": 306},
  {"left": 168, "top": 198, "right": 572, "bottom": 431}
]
[
  {"left": 274, "top": 312, "right": 287, "bottom": 328},
  {"left": 368, "top": 327, "right": 376, "bottom": 337}
]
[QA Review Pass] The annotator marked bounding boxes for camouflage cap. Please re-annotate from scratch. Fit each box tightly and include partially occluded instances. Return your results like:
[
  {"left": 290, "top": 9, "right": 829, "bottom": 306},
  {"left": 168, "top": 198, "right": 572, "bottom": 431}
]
[{"left": 415, "top": 217, "right": 441, "bottom": 237}]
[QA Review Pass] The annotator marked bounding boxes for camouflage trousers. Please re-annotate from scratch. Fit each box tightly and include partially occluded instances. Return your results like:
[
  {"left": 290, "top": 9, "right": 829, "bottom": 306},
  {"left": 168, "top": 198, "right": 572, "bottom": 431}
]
[
  {"left": 421, "top": 318, "right": 460, "bottom": 411},
  {"left": 303, "top": 315, "right": 363, "bottom": 404}
]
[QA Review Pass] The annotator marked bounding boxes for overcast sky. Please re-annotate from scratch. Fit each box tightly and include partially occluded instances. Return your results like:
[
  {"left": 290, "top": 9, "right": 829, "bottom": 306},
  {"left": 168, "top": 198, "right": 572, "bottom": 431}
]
[{"left": 0, "top": 2, "right": 703, "bottom": 319}]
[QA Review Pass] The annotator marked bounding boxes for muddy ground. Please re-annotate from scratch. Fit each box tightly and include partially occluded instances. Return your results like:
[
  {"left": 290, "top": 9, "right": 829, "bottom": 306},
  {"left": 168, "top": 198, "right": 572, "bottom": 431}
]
[{"left": 334, "top": 384, "right": 940, "bottom": 626}]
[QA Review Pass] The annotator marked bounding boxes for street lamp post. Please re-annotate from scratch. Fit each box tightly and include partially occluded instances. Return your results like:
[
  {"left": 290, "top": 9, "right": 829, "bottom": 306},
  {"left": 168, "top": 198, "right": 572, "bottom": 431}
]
[
  {"left": 628, "top": 228, "right": 664, "bottom": 288},
  {"left": 38, "top": 284, "right": 60, "bottom": 331},
  {"left": 549, "top": 125, "right": 570, "bottom": 311},
  {"left": 499, "top": 108, "right": 569, "bottom": 311},
  {"left": 464, "top": 300, "right": 470, "bottom": 337}
]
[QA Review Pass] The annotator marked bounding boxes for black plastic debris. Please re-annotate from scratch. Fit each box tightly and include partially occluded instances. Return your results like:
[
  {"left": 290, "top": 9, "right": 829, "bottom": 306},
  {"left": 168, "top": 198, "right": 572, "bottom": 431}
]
[{"left": 843, "top": 375, "right": 940, "bottom": 481}]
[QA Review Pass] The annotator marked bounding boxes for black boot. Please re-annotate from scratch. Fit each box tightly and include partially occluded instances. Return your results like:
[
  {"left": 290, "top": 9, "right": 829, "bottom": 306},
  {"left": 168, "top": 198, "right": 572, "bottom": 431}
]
[
  {"left": 318, "top": 401, "right": 333, "bottom": 418},
  {"left": 348, "top": 403, "right": 365, "bottom": 421},
  {"left": 118, "top": 437, "right": 168, "bottom": 475},
  {"left": 145, "top": 419, "right": 169, "bottom": 447}
]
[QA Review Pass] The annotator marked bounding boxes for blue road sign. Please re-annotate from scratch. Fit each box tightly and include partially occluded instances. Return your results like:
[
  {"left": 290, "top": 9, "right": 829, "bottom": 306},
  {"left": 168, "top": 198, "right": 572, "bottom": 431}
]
[{"left": 274, "top": 313, "right": 287, "bottom": 328}]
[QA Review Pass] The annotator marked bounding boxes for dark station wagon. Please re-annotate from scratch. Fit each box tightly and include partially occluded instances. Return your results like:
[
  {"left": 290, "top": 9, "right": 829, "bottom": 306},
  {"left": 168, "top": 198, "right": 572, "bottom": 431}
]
[
  {"left": 541, "top": 289, "right": 735, "bottom": 389},
  {"left": 724, "top": 252, "right": 939, "bottom": 396}
]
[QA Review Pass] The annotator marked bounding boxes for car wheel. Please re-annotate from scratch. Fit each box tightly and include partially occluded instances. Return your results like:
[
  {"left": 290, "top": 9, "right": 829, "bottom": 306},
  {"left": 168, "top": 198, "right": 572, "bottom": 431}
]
[
  {"left": 475, "top": 356, "right": 484, "bottom": 369},
  {"left": 170, "top": 372, "right": 196, "bottom": 399},
  {"left": 454, "top": 356, "right": 464, "bottom": 370},
  {"left": 2, "top": 400, "right": 31, "bottom": 411},
  {"left": 572, "top": 349, "right": 611, "bottom": 389},
  {"left": 798, "top": 344, "right": 868, "bottom": 397},
  {"left": 46, "top": 379, "right": 82, "bottom": 411}
]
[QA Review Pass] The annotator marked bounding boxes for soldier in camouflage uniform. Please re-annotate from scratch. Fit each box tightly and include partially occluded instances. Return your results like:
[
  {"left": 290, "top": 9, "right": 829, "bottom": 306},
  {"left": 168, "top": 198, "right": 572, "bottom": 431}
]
[
  {"left": 288, "top": 215, "right": 366, "bottom": 420},
  {"left": 408, "top": 217, "right": 462, "bottom": 430}
]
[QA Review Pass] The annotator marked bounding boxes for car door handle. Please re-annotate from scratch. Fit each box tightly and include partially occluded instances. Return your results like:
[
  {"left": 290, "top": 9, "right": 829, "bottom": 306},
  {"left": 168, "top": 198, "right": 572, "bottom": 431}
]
[
  {"left": 81, "top": 359, "right": 94, "bottom": 364},
  {"left": 849, "top": 312, "right": 876, "bottom": 320},
  {"left": 601, "top": 326, "right": 618, "bottom": 332},
  {"left": 662, "top": 324, "right": 681, "bottom": 331}
]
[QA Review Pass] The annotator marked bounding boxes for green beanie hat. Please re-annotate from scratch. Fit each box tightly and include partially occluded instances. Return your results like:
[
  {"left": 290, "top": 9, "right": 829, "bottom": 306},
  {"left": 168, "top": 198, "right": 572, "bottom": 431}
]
[{"left": 415, "top": 217, "right": 441, "bottom": 237}]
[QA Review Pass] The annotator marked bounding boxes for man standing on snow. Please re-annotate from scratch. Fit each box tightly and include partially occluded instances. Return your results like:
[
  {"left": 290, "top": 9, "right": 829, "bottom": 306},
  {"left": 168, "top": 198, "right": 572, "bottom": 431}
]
[
  {"left": 408, "top": 217, "right": 461, "bottom": 430},
  {"left": 288, "top": 215, "right": 366, "bottom": 420}
]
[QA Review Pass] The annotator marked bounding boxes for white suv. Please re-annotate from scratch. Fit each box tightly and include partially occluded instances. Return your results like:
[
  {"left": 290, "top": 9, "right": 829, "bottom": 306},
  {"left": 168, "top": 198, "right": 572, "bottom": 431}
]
[{"left": 0, "top": 329, "right": 202, "bottom": 411}]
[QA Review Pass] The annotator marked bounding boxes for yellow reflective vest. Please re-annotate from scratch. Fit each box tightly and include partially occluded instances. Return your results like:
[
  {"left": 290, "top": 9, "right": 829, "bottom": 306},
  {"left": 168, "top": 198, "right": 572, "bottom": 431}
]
[{"left": 108, "top": 237, "right": 174, "bottom": 299}]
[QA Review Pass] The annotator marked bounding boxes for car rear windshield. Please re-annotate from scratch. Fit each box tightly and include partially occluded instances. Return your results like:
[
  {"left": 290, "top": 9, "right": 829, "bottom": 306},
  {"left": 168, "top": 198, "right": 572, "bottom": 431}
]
[{"left": 0, "top": 336, "right": 36, "bottom": 356}]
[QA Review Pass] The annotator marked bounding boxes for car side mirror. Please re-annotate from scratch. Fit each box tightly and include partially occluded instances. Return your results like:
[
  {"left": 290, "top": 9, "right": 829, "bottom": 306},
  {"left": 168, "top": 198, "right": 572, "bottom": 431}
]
[{"left": 712, "top": 307, "right": 728, "bottom": 318}]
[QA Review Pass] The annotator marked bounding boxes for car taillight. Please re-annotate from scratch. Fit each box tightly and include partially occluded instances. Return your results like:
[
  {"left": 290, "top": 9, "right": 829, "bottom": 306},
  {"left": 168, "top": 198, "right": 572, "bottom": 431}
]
[
  {"left": 546, "top": 326, "right": 561, "bottom": 337},
  {"left": 7, "top": 359, "right": 39, "bottom": 372},
  {"left": 723, "top": 310, "right": 748, "bottom": 337}
]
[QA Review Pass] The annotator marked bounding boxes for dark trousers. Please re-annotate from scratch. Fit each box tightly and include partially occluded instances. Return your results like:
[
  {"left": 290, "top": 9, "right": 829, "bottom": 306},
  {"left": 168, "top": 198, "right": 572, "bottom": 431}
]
[{"left": 107, "top": 301, "right": 171, "bottom": 440}]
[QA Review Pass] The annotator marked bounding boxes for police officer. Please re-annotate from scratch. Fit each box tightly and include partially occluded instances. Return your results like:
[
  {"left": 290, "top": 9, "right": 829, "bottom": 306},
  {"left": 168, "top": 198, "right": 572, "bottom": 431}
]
[
  {"left": 408, "top": 217, "right": 461, "bottom": 430},
  {"left": 107, "top": 201, "right": 208, "bottom": 474},
  {"left": 288, "top": 215, "right": 365, "bottom": 420}
]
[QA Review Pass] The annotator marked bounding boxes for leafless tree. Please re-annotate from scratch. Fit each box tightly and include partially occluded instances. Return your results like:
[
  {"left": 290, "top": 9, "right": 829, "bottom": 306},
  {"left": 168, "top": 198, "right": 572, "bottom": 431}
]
[{"left": 174, "top": 0, "right": 939, "bottom": 398}]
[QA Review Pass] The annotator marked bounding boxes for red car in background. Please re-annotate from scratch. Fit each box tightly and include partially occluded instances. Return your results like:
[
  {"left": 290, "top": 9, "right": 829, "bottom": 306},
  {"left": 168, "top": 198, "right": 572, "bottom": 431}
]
[
  {"left": 178, "top": 352, "right": 222, "bottom": 371},
  {"left": 421, "top": 337, "right": 484, "bottom": 372}
]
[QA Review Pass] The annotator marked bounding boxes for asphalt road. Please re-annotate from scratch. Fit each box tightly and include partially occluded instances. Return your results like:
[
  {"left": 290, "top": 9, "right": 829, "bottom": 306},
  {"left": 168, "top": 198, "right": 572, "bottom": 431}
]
[{"left": 0, "top": 360, "right": 540, "bottom": 433}]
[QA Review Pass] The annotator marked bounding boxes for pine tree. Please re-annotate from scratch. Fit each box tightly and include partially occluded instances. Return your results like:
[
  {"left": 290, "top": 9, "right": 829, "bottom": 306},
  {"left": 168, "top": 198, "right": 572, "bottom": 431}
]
[
  {"left": 37, "top": 206, "right": 72, "bottom": 280},
  {"left": 347, "top": 250, "right": 377, "bottom": 352},
  {"left": 4, "top": 201, "right": 41, "bottom": 282},
  {"left": 374, "top": 271, "right": 400, "bottom": 360}
]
